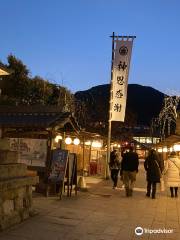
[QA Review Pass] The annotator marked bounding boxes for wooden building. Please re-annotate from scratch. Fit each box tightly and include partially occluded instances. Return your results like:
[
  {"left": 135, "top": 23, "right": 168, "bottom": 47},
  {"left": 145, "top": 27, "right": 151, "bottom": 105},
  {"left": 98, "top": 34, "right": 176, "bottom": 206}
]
[{"left": 0, "top": 106, "right": 80, "bottom": 192}]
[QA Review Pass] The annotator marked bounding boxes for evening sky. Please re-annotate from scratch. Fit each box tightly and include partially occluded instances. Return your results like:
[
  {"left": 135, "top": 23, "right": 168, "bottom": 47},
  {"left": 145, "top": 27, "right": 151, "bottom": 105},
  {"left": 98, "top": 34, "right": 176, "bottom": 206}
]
[{"left": 0, "top": 0, "right": 180, "bottom": 94}]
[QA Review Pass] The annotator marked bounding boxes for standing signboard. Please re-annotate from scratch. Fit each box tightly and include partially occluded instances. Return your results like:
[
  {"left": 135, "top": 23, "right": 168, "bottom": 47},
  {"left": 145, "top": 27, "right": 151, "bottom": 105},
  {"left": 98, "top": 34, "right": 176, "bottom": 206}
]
[
  {"left": 68, "top": 153, "right": 77, "bottom": 196},
  {"left": 48, "top": 149, "right": 69, "bottom": 199}
]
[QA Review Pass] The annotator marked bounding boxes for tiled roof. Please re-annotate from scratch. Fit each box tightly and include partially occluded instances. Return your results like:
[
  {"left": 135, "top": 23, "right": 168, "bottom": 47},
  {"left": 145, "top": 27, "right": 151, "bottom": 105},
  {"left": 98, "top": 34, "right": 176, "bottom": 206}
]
[{"left": 0, "top": 106, "right": 80, "bottom": 132}]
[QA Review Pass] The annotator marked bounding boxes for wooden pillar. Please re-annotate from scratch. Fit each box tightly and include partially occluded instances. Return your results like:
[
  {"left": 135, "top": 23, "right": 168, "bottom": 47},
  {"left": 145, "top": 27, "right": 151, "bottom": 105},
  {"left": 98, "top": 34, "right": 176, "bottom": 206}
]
[{"left": 45, "top": 129, "right": 54, "bottom": 196}]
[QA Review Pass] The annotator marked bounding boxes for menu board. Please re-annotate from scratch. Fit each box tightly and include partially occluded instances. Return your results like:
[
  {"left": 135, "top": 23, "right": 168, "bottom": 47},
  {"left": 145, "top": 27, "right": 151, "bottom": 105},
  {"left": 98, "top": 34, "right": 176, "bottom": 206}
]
[
  {"left": 48, "top": 149, "right": 77, "bottom": 198},
  {"left": 49, "top": 149, "right": 68, "bottom": 183}
]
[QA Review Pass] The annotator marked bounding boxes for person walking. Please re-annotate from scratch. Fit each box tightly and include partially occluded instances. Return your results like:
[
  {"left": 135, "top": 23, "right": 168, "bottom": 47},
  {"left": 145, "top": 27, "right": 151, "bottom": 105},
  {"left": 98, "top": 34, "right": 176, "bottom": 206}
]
[
  {"left": 121, "top": 146, "right": 139, "bottom": 197},
  {"left": 109, "top": 149, "right": 121, "bottom": 189},
  {"left": 144, "top": 149, "right": 163, "bottom": 199},
  {"left": 164, "top": 151, "right": 180, "bottom": 198}
]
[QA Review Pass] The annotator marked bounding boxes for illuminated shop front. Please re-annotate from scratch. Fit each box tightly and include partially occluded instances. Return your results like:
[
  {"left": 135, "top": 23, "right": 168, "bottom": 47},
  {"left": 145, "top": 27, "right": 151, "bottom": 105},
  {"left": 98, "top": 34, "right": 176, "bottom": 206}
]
[
  {"left": 132, "top": 136, "right": 160, "bottom": 159},
  {"left": 133, "top": 136, "right": 160, "bottom": 144},
  {"left": 63, "top": 132, "right": 105, "bottom": 176},
  {"left": 0, "top": 106, "right": 80, "bottom": 193}
]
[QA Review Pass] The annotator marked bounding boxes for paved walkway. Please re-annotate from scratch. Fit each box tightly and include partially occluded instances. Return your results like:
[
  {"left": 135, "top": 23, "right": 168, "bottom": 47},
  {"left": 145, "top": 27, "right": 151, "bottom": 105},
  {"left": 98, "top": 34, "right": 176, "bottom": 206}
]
[{"left": 1, "top": 163, "right": 180, "bottom": 240}]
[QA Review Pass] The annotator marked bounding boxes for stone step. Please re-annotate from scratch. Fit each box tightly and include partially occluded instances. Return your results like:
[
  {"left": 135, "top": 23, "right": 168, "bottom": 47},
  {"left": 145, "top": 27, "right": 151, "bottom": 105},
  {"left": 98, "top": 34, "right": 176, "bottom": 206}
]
[
  {"left": 0, "top": 150, "right": 18, "bottom": 164},
  {"left": 0, "top": 163, "right": 27, "bottom": 180},
  {"left": 0, "top": 176, "right": 39, "bottom": 192}
]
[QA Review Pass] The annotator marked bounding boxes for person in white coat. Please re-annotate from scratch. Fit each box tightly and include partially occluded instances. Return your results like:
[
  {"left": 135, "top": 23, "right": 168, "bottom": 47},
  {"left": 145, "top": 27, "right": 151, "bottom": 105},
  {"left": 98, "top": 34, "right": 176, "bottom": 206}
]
[{"left": 164, "top": 151, "right": 180, "bottom": 197}]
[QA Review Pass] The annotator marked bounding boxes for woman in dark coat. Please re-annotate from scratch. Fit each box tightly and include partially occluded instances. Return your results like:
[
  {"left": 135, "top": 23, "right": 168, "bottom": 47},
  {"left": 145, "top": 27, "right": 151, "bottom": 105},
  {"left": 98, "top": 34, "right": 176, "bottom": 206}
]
[{"left": 144, "top": 149, "right": 163, "bottom": 199}]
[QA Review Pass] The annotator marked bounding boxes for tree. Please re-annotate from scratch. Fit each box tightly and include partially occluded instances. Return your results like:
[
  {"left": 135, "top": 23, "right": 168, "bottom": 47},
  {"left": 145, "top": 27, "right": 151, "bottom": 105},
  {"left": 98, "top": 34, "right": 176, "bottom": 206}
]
[
  {"left": 74, "top": 100, "right": 88, "bottom": 127},
  {"left": 0, "top": 55, "right": 30, "bottom": 103},
  {"left": 0, "top": 55, "right": 75, "bottom": 111},
  {"left": 158, "top": 95, "right": 180, "bottom": 139},
  {"left": 25, "top": 76, "right": 52, "bottom": 105}
]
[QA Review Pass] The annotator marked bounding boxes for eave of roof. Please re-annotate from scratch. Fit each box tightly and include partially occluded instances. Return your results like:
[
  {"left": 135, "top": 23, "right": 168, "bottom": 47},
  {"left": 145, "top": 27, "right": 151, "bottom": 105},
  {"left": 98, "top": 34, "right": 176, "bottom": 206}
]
[
  {"left": 0, "top": 110, "right": 80, "bottom": 133},
  {"left": 157, "top": 134, "right": 180, "bottom": 147},
  {"left": 0, "top": 65, "right": 12, "bottom": 76}
]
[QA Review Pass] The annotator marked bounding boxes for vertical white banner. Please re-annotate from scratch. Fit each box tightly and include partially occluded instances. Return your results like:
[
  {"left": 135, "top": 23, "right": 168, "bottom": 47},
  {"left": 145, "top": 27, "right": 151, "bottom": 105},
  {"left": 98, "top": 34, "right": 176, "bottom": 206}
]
[{"left": 111, "top": 39, "right": 133, "bottom": 122}]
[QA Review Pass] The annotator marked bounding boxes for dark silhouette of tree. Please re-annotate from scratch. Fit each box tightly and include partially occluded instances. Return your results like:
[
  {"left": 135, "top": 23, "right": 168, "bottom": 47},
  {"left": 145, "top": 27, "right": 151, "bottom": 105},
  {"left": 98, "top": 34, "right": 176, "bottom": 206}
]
[
  {"left": 0, "top": 55, "right": 74, "bottom": 111},
  {"left": 0, "top": 55, "right": 30, "bottom": 104},
  {"left": 26, "top": 76, "right": 52, "bottom": 105}
]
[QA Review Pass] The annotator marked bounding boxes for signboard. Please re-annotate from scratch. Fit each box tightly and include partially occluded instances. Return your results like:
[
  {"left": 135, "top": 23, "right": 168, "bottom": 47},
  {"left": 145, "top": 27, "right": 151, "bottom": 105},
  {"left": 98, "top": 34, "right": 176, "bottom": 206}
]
[
  {"left": 47, "top": 149, "right": 68, "bottom": 198},
  {"left": 49, "top": 149, "right": 69, "bottom": 183},
  {"left": 68, "top": 153, "right": 77, "bottom": 196},
  {"left": 111, "top": 39, "right": 133, "bottom": 122},
  {"left": 9, "top": 138, "right": 47, "bottom": 166}
]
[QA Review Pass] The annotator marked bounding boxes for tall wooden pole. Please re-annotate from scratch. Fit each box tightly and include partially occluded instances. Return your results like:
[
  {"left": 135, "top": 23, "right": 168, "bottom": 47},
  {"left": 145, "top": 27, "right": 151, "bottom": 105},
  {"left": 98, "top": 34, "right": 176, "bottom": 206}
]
[
  {"left": 82, "top": 136, "right": 85, "bottom": 176},
  {"left": 106, "top": 32, "right": 115, "bottom": 179},
  {"left": 88, "top": 144, "right": 92, "bottom": 176}
]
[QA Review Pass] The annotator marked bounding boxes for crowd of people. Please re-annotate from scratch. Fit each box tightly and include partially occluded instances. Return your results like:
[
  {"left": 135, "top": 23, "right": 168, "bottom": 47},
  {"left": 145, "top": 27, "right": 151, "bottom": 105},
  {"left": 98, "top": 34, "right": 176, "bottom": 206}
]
[{"left": 109, "top": 147, "right": 180, "bottom": 199}]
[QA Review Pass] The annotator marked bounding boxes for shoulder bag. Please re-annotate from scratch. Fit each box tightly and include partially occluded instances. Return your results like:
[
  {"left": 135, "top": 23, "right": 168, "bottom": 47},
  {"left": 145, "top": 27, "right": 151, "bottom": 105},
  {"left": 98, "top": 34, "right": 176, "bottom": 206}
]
[
  {"left": 155, "top": 160, "right": 165, "bottom": 191},
  {"left": 170, "top": 160, "right": 180, "bottom": 176}
]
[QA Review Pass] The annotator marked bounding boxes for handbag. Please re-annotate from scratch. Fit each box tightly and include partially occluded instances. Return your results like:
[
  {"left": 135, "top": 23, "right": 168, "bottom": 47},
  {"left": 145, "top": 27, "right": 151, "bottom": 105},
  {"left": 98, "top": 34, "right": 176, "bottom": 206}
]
[
  {"left": 155, "top": 160, "right": 165, "bottom": 191},
  {"left": 170, "top": 160, "right": 180, "bottom": 176},
  {"left": 154, "top": 160, "right": 162, "bottom": 177}
]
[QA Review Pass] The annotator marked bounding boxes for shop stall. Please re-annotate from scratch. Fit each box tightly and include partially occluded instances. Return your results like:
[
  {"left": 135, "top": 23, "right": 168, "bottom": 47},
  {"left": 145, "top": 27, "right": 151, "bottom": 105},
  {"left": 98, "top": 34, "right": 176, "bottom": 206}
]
[
  {"left": 0, "top": 106, "right": 80, "bottom": 195},
  {"left": 64, "top": 131, "right": 106, "bottom": 177}
]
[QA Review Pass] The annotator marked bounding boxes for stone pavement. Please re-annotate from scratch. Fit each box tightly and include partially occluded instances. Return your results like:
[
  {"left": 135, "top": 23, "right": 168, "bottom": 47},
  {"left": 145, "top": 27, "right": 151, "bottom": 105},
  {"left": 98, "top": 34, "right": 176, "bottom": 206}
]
[{"left": 1, "top": 162, "right": 180, "bottom": 240}]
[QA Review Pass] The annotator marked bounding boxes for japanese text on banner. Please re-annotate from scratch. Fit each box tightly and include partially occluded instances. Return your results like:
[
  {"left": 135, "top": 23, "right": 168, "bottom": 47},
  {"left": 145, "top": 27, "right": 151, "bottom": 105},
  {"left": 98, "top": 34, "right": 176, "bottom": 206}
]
[{"left": 111, "top": 40, "right": 133, "bottom": 122}]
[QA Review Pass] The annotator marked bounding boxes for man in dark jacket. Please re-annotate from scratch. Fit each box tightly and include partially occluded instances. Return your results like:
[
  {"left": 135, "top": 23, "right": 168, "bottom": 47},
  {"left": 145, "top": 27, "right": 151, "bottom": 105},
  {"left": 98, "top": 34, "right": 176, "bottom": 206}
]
[{"left": 121, "top": 147, "right": 139, "bottom": 197}]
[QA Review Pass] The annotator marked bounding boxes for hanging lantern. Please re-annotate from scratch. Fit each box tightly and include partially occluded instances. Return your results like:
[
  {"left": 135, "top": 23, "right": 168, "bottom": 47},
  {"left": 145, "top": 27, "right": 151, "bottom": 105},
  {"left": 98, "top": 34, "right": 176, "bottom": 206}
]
[
  {"left": 55, "top": 135, "right": 62, "bottom": 143},
  {"left": 65, "top": 137, "right": 72, "bottom": 145},
  {"left": 73, "top": 138, "right": 80, "bottom": 145}
]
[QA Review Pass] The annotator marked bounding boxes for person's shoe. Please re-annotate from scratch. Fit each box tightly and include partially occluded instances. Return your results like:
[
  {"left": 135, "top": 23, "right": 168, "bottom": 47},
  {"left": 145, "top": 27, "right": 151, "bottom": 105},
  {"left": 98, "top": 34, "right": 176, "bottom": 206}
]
[
  {"left": 152, "top": 196, "right": 156, "bottom": 199},
  {"left": 146, "top": 193, "right": 150, "bottom": 197},
  {"left": 170, "top": 188, "right": 174, "bottom": 197},
  {"left": 125, "top": 188, "right": 129, "bottom": 197},
  {"left": 175, "top": 189, "right": 178, "bottom": 197},
  {"left": 129, "top": 189, "right": 133, "bottom": 197}
]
